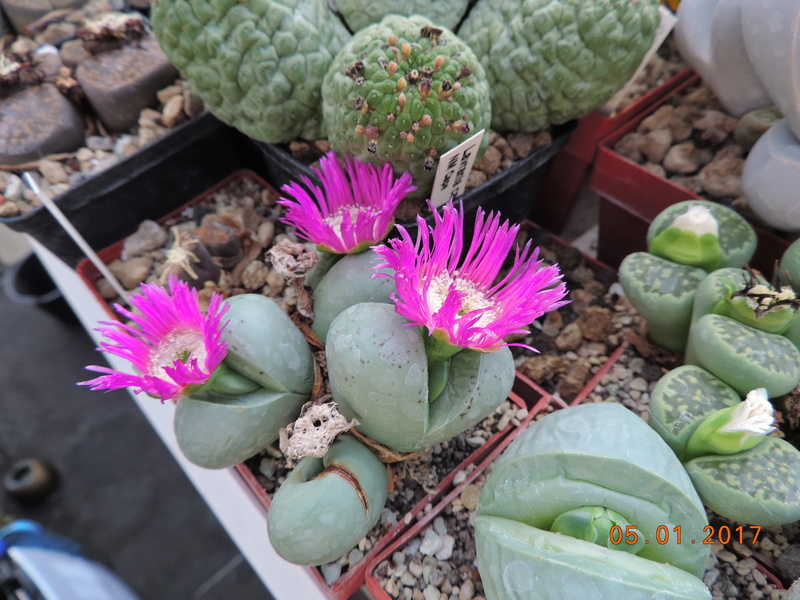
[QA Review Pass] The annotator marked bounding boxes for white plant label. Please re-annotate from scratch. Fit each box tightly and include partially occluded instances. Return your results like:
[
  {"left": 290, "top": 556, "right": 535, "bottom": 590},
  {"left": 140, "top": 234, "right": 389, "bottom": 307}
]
[{"left": 430, "top": 129, "right": 485, "bottom": 208}]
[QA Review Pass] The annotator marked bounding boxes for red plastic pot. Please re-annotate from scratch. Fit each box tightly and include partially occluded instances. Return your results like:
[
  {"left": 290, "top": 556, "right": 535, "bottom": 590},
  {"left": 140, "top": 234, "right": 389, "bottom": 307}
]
[
  {"left": 589, "top": 75, "right": 793, "bottom": 276},
  {"left": 235, "top": 382, "right": 537, "bottom": 600},
  {"left": 531, "top": 68, "right": 695, "bottom": 234},
  {"left": 363, "top": 394, "right": 565, "bottom": 600}
]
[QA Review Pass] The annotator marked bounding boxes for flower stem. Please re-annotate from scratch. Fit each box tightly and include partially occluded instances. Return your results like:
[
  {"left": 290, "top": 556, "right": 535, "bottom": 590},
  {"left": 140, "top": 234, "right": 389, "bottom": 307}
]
[
  {"left": 424, "top": 332, "right": 464, "bottom": 402},
  {"left": 190, "top": 362, "right": 261, "bottom": 397},
  {"left": 305, "top": 250, "right": 344, "bottom": 290}
]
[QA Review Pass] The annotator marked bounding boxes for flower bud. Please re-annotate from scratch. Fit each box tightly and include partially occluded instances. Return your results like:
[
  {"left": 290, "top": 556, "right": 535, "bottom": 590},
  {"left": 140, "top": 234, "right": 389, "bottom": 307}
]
[
  {"left": 726, "top": 281, "right": 799, "bottom": 334},
  {"left": 685, "top": 388, "right": 775, "bottom": 460},
  {"left": 648, "top": 204, "right": 723, "bottom": 271}
]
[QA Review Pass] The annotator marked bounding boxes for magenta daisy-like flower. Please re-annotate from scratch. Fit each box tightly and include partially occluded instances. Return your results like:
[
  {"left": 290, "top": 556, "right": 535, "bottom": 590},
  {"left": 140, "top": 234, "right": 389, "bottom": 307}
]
[
  {"left": 278, "top": 152, "right": 416, "bottom": 254},
  {"left": 373, "top": 202, "right": 569, "bottom": 352},
  {"left": 79, "top": 276, "right": 229, "bottom": 402}
]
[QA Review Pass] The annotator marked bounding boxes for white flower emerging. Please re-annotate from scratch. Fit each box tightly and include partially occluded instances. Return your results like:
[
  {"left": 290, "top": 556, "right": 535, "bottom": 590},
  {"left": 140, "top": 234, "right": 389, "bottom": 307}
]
[
  {"left": 718, "top": 388, "right": 776, "bottom": 441},
  {"left": 671, "top": 205, "right": 719, "bottom": 236}
]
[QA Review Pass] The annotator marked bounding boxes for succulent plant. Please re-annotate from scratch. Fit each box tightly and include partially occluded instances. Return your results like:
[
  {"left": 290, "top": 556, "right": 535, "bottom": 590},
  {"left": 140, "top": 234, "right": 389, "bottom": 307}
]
[
  {"left": 476, "top": 403, "right": 711, "bottom": 600},
  {"left": 620, "top": 202, "right": 756, "bottom": 352},
  {"left": 646, "top": 201, "right": 757, "bottom": 269},
  {"left": 327, "top": 301, "right": 516, "bottom": 452},
  {"left": 690, "top": 267, "right": 799, "bottom": 334},
  {"left": 619, "top": 252, "right": 707, "bottom": 352},
  {"left": 276, "top": 151, "right": 415, "bottom": 343},
  {"left": 330, "top": 0, "right": 471, "bottom": 33},
  {"left": 684, "top": 313, "right": 800, "bottom": 397},
  {"left": 650, "top": 368, "right": 800, "bottom": 526},
  {"left": 310, "top": 249, "right": 395, "bottom": 345},
  {"left": 81, "top": 279, "right": 315, "bottom": 469},
  {"left": 176, "top": 293, "right": 315, "bottom": 468},
  {"left": 458, "top": 0, "right": 661, "bottom": 132},
  {"left": 151, "top": 0, "right": 350, "bottom": 143},
  {"left": 325, "top": 201, "right": 566, "bottom": 454},
  {"left": 734, "top": 106, "right": 783, "bottom": 152},
  {"left": 267, "top": 435, "right": 388, "bottom": 565},
  {"left": 321, "top": 15, "right": 492, "bottom": 198}
]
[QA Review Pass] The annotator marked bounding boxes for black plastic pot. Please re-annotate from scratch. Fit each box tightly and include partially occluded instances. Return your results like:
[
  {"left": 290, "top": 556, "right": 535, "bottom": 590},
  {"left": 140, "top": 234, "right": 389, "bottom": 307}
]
[
  {"left": 2, "top": 253, "right": 61, "bottom": 307},
  {"left": 2, "top": 253, "right": 75, "bottom": 319},
  {"left": 1, "top": 112, "right": 272, "bottom": 268},
  {"left": 254, "top": 120, "right": 576, "bottom": 237}
]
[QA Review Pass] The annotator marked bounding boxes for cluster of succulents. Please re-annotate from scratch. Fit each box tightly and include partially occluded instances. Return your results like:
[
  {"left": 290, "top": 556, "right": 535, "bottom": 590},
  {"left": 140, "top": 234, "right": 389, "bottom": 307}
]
[
  {"left": 81, "top": 154, "right": 568, "bottom": 567},
  {"left": 618, "top": 201, "right": 800, "bottom": 529},
  {"left": 152, "top": 0, "right": 661, "bottom": 199}
]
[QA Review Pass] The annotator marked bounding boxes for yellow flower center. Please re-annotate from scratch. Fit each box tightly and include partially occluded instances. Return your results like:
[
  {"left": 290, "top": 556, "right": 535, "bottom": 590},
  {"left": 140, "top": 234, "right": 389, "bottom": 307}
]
[
  {"left": 149, "top": 327, "right": 208, "bottom": 377},
  {"left": 426, "top": 271, "right": 495, "bottom": 326}
]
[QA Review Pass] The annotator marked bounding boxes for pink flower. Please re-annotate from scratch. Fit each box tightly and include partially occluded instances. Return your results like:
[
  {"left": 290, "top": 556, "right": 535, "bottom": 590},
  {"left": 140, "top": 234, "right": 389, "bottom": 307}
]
[
  {"left": 373, "top": 202, "right": 569, "bottom": 352},
  {"left": 278, "top": 152, "right": 416, "bottom": 254},
  {"left": 79, "top": 276, "right": 229, "bottom": 402}
]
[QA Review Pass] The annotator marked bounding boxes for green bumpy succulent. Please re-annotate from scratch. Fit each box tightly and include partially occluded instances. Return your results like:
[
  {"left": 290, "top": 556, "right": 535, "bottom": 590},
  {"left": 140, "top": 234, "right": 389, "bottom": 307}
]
[
  {"left": 151, "top": 0, "right": 350, "bottom": 143},
  {"left": 458, "top": 0, "right": 661, "bottom": 132},
  {"left": 331, "top": 0, "right": 471, "bottom": 33},
  {"left": 322, "top": 15, "right": 492, "bottom": 198}
]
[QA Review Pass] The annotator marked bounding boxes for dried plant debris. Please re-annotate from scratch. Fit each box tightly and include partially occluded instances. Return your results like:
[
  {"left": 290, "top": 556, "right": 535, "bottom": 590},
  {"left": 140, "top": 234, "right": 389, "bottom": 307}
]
[{"left": 279, "top": 401, "right": 358, "bottom": 462}]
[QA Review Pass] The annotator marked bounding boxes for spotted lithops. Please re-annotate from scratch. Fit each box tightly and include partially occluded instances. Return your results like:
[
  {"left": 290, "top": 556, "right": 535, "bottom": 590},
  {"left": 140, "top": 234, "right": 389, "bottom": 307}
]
[{"left": 650, "top": 369, "right": 800, "bottom": 526}]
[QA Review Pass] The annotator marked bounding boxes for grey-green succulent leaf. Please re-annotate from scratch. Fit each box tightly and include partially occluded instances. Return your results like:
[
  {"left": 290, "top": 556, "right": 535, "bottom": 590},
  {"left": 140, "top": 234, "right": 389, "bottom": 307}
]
[
  {"left": 685, "top": 314, "right": 800, "bottom": 397},
  {"left": 618, "top": 252, "right": 707, "bottom": 352},
  {"left": 175, "top": 388, "right": 308, "bottom": 469},
  {"left": 326, "top": 302, "right": 514, "bottom": 453},
  {"left": 311, "top": 249, "right": 396, "bottom": 345},
  {"left": 647, "top": 200, "right": 757, "bottom": 270},
  {"left": 219, "top": 294, "right": 315, "bottom": 395},
  {"left": 267, "top": 435, "right": 388, "bottom": 565},
  {"left": 648, "top": 365, "right": 741, "bottom": 461},
  {"left": 152, "top": 0, "right": 350, "bottom": 143},
  {"left": 476, "top": 516, "right": 711, "bottom": 600},
  {"left": 331, "top": 0, "right": 470, "bottom": 33},
  {"left": 686, "top": 436, "right": 800, "bottom": 526},
  {"left": 459, "top": 0, "right": 661, "bottom": 132},
  {"left": 173, "top": 293, "right": 314, "bottom": 469},
  {"left": 478, "top": 403, "right": 710, "bottom": 576}
]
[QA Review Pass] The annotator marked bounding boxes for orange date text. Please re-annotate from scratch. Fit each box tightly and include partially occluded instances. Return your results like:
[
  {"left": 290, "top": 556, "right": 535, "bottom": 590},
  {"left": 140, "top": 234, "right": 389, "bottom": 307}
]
[{"left": 609, "top": 524, "right": 762, "bottom": 546}]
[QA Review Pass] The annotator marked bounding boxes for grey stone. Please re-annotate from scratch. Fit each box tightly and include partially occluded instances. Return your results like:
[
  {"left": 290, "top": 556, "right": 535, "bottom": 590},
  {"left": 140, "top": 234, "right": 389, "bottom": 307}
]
[
  {"left": 0, "top": 84, "right": 84, "bottom": 165},
  {"left": 75, "top": 35, "right": 178, "bottom": 132},
  {"left": 777, "top": 544, "right": 800, "bottom": 581},
  {"left": 320, "top": 561, "right": 342, "bottom": 585}
]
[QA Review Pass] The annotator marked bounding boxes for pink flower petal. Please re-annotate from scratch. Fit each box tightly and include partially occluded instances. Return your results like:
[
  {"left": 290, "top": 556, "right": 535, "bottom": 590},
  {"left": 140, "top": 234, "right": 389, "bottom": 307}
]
[
  {"left": 79, "top": 276, "right": 229, "bottom": 402},
  {"left": 373, "top": 201, "right": 569, "bottom": 352},
  {"left": 278, "top": 152, "right": 416, "bottom": 254}
]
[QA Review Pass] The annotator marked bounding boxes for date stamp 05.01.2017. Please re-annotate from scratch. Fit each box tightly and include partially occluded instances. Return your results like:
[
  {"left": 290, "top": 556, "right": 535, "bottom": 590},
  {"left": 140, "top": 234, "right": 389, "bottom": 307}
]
[{"left": 609, "top": 525, "right": 761, "bottom": 546}]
